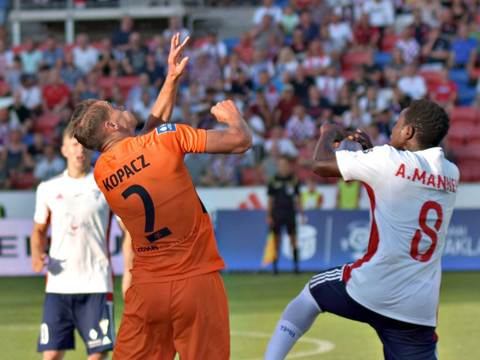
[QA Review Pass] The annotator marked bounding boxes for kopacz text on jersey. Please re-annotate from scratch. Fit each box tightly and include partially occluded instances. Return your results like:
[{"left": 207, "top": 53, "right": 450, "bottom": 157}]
[
  {"left": 101, "top": 155, "right": 151, "bottom": 191},
  {"left": 395, "top": 163, "right": 457, "bottom": 193}
]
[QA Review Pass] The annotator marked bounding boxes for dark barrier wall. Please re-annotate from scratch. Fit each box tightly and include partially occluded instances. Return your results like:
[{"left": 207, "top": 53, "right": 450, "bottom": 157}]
[{"left": 215, "top": 210, "right": 480, "bottom": 272}]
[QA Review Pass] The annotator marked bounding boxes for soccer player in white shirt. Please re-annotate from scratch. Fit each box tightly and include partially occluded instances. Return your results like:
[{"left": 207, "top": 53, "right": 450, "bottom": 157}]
[
  {"left": 264, "top": 99, "right": 458, "bottom": 360},
  {"left": 30, "top": 132, "right": 133, "bottom": 360}
]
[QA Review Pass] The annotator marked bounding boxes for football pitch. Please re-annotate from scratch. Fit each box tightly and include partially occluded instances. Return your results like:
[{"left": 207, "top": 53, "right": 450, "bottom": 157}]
[{"left": 1, "top": 272, "right": 479, "bottom": 359}]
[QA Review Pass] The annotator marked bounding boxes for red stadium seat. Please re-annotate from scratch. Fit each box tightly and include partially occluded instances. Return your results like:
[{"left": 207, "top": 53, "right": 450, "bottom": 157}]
[
  {"left": 11, "top": 44, "right": 26, "bottom": 55},
  {"left": 449, "top": 106, "right": 478, "bottom": 124},
  {"left": 33, "top": 113, "right": 61, "bottom": 138},
  {"left": 12, "top": 172, "right": 36, "bottom": 190},
  {"left": 469, "top": 67, "right": 480, "bottom": 80},
  {"left": 466, "top": 126, "right": 480, "bottom": 143},
  {"left": 380, "top": 34, "right": 401, "bottom": 52},
  {"left": 241, "top": 167, "right": 265, "bottom": 185},
  {"left": 341, "top": 51, "right": 369, "bottom": 70},
  {"left": 117, "top": 76, "right": 140, "bottom": 97},
  {"left": 98, "top": 76, "right": 115, "bottom": 98},
  {"left": 419, "top": 70, "right": 441, "bottom": 86},
  {"left": 339, "top": 69, "right": 355, "bottom": 81}
]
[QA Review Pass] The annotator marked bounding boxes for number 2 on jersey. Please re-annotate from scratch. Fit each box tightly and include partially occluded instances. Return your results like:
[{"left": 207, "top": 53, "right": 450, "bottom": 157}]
[
  {"left": 410, "top": 201, "right": 443, "bottom": 262},
  {"left": 122, "top": 185, "right": 172, "bottom": 242}
]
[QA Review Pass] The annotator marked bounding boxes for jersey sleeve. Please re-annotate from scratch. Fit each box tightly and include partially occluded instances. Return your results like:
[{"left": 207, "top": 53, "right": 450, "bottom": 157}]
[
  {"left": 155, "top": 123, "right": 207, "bottom": 154},
  {"left": 335, "top": 144, "right": 390, "bottom": 186},
  {"left": 33, "top": 182, "right": 50, "bottom": 224}
]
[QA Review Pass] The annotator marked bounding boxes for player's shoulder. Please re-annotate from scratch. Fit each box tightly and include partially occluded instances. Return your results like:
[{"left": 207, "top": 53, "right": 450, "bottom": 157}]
[{"left": 37, "top": 171, "right": 67, "bottom": 189}]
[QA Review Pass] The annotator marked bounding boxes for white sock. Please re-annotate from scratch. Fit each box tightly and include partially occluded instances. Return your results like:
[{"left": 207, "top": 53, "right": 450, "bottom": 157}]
[
  {"left": 264, "top": 284, "right": 321, "bottom": 360},
  {"left": 264, "top": 320, "right": 303, "bottom": 360}
]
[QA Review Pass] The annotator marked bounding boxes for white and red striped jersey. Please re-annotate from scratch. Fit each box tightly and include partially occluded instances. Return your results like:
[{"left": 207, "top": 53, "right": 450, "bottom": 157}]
[
  {"left": 336, "top": 145, "right": 459, "bottom": 326},
  {"left": 34, "top": 170, "right": 113, "bottom": 294}
]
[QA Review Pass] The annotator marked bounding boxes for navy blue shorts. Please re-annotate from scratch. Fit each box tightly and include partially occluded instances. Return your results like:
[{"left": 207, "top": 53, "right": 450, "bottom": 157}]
[
  {"left": 37, "top": 293, "right": 115, "bottom": 355},
  {"left": 271, "top": 210, "right": 296, "bottom": 235},
  {"left": 308, "top": 266, "right": 438, "bottom": 360}
]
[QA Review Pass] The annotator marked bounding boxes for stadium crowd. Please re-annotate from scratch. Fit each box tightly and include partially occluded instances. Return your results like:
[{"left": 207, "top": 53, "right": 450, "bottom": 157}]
[{"left": 1, "top": 0, "right": 480, "bottom": 190}]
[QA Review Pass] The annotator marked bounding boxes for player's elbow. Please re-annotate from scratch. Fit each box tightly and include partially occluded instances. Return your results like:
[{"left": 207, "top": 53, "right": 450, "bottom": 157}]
[
  {"left": 232, "top": 131, "right": 253, "bottom": 154},
  {"left": 311, "top": 160, "right": 339, "bottom": 177}
]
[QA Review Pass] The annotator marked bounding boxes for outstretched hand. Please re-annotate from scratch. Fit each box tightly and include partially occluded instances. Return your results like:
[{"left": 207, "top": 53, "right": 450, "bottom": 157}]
[
  {"left": 319, "top": 122, "right": 347, "bottom": 144},
  {"left": 347, "top": 129, "right": 373, "bottom": 150},
  {"left": 167, "top": 33, "right": 190, "bottom": 78}
]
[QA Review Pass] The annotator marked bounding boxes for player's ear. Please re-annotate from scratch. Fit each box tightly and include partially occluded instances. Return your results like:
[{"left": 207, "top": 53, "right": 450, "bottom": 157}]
[
  {"left": 404, "top": 125, "right": 414, "bottom": 140},
  {"left": 105, "top": 121, "right": 117, "bottom": 130}
]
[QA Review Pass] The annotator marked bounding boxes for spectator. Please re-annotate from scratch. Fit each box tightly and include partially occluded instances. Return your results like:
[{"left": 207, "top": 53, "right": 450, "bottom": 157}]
[
  {"left": 352, "top": 12, "right": 380, "bottom": 51},
  {"left": 112, "top": 15, "right": 134, "bottom": 52},
  {"left": 148, "top": 34, "right": 168, "bottom": 68},
  {"left": 5, "top": 56, "right": 23, "bottom": 91},
  {"left": 331, "top": 83, "right": 352, "bottom": 119},
  {"left": 347, "top": 64, "right": 372, "bottom": 98},
  {"left": 0, "top": 129, "right": 33, "bottom": 189},
  {"left": 234, "top": 31, "right": 254, "bottom": 65},
  {"left": 362, "top": 0, "right": 395, "bottom": 42},
  {"left": 126, "top": 72, "right": 156, "bottom": 110},
  {"left": 414, "top": 0, "right": 441, "bottom": 29},
  {"left": 315, "top": 64, "right": 345, "bottom": 105},
  {"left": 301, "top": 176, "right": 323, "bottom": 210},
  {"left": 244, "top": 106, "right": 266, "bottom": 168},
  {"left": 0, "top": 108, "right": 11, "bottom": 151},
  {"left": 27, "top": 131, "right": 47, "bottom": 165},
  {"left": 50, "top": 106, "right": 73, "bottom": 146},
  {"left": 410, "top": 8, "right": 430, "bottom": 46},
  {"left": 429, "top": 67, "right": 458, "bottom": 111},
  {"left": 263, "top": 124, "right": 299, "bottom": 182},
  {"left": 20, "top": 38, "right": 43, "bottom": 74},
  {"left": 309, "top": 0, "right": 332, "bottom": 26},
  {"left": 255, "top": 70, "right": 280, "bottom": 113},
  {"left": 162, "top": 16, "right": 190, "bottom": 43},
  {"left": 223, "top": 52, "right": 250, "bottom": 91},
  {"left": 79, "top": 70, "right": 105, "bottom": 102},
  {"left": 274, "top": 83, "right": 301, "bottom": 127},
  {"left": 327, "top": 12, "right": 353, "bottom": 56},
  {"left": 122, "top": 32, "right": 148, "bottom": 76},
  {"left": 275, "top": 46, "right": 299, "bottom": 78},
  {"left": 231, "top": 68, "right": 253, "bottom": 103},
  {"left": 290, "top": 28, "right": 308, "bottom": 61},
  {"left": 363, "top": 48, "right": 383, "bottom": 86},
  {"left": 295, "top": 9, "right": 320, "bottom": 42},
  {"left": 253, "top": 0, "right": 283, "bottom": 26},
  {"left": 397, "top": 63, "right": 427, "bottom": 99},
  {"left": 303, "top": 84, "right": 330, "bottom": 119},
  {"left": 439, "top": 7, "right": 457, "bottom": 43},
  {"left": 335, "top": 178, "right": 361, "bottom": 209},
  {"left": 249, "top": 49, "right": 276, "bottom": 89},
  {"left": 303, "top": 39, "right": 331, "bottom": 78},
  {"left": 285, "top": 104, "right": 317, "bottom": 148},
  {"left": 139, "top": 52, "right": 164, "bottom": 90},
  {"left": 280, "top": 4, "right": 300, "bottom": 37},
  {"left": 132, "top": 90, "right": 155, "bottom": 130},
  {"left": 394, "top": 26, "right": 420, "bottom": 64},
  {"left": 188, "top": 50, "right": 222, "bottom": 89},
  {"left": 290, "top": 64, "right": 315, "bottom": 102},
  {"left": 358, "top": 84, "right": 389, "bottom": 117},
  {"left": 41, "top": 69, "right": 70, "bottom": 114},
  {"left": 364, "top": 122, "right": 389, "bottom": 146},
  {"left": 0, "top": 39, "right": 14, "bottom": 79},
  {"left": 252, "top": 14, "right": 285, "bottom": 51},
  {"left": 72, "top": 33, "right": 99, "bottom": 76},
  {"left": 201, "top": 27, "right": 228, "bottom": 67},
  {"left": 94, "top": 37, "right": 120, "bottom": 77},
  {"left": 59, "top": 51, "right": 84, "bottom": 90},
  {"left": 200, "top": 153, "right": 243, "bottom": 187},
  {"left": 448, "top": 23, "right": 477, "bottom": 70},
  {"left": 33, "top": 143, "right": 66, "bottom": 183},
  {"left": 40, "top": 35, "right": 64, "bottom": 70},
  {"left": 451, "top": 0, "right": 469, "bottom": 26},
  {"left": 9, "top": 90, "right": 33, "bottom": 136},
  {"left": 19, "top": 74, "right": 42, "bottom": 113},
  {"left": 342, "top": 97, "right": 372, "bottom": 130},
  {"left": 421, "top": 27, "right": 451, "bottom": 68}
]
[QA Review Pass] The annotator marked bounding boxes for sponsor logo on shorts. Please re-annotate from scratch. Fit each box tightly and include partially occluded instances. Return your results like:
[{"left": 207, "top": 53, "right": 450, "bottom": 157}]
[
  {"left": 89, "top": 329, "right": 98, "bottom": 340},
  {"left": 99, "top": 319, "right": 109, "bottom": 336}
]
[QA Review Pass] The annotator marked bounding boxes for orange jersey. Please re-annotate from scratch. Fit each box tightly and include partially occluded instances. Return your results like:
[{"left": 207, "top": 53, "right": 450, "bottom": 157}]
[{"left": 94, "top": 123, "right": 225, "bottom": 284}]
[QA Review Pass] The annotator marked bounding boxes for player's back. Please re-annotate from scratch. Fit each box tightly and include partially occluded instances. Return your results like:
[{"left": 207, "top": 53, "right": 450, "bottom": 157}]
[
  {"left": 94, "top": 124, "right": 225, "bottom": 284},
  {"left": 337, "top": 144, "right": 459, "bottom": 326}
]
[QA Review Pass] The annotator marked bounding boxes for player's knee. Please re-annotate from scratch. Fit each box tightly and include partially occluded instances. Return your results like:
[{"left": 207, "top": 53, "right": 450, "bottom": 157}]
[
  {"left": 42, "top": 350, "right": 65, "bottom": 360},
  {"left": 88, "top": 351, "right": 109, "bottom": 360}
]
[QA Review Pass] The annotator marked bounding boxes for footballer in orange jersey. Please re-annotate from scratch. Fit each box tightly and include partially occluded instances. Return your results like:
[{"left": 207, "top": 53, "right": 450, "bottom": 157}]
[{"left": 67, "top": 33, "right": 252, "bottom": 360}]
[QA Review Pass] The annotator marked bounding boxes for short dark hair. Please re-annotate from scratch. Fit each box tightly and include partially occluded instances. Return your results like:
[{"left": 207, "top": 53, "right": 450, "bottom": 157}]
[
  {"left": 67, "top": 99, "right": 110, "bottom": 151},
  {"left": 404, "top": 99, "right": 449, "bottom": 148}
]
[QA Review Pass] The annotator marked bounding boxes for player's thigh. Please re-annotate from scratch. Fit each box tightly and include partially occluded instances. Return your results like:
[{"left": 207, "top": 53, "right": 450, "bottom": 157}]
[
  {"left": 377, "top": 321, "right": 438, "bottom": 360},
  {"left": 113, "top": 282, "right": 175, "bottom": 360},
  {"left": 308, "top": 265, "right": 380, "bottom": 323},
  {"left": 37, "top": 293, "right": 75, "bottom": 353},
  {"left": 284, "top": 211, "right": 296, "bottom": 235},
  {"left": 72, "top": 293, "right": 115, "bottom": 355},
  {"left": 172, "top": 272, "right": 230, "bottom": 360}
]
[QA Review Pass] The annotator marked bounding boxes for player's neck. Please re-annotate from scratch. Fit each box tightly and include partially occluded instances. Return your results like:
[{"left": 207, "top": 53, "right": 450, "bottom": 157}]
[{"left": 67, "top": 164, "right": 90, "bottom": 179}]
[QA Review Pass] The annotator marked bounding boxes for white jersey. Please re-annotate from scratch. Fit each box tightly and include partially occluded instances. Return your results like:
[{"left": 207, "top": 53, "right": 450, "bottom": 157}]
[
  {"left": 336, "top": 145, "right": 459, "bottom": 326},
  {"left": 34, "top": 170, "right": 113, "bottom": 294}
]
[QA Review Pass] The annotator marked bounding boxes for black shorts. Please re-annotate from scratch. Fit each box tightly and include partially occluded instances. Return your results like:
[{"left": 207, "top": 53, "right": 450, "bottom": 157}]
[{"left": 271, "top": 210, "right": 296, "bottom": 235}]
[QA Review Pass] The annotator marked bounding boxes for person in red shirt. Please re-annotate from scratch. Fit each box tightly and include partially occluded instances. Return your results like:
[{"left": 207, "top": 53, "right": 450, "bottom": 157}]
[
  {"left": 66, "top": 34, "right": 252, "bottom": 360},
  {"left": 41, "top": 68, "right": 70, "bottom": 113},
  {"left": 429, "top": 67, "right": 457, "bottom": 111}
]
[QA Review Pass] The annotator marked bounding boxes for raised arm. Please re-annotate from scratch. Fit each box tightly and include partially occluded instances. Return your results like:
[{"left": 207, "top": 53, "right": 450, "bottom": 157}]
[
  {"left": 311, "top": 123, "right": 345, "bottom": 177},
  {"left": 141, "top": 33, "right": 190, "bottom": 134},
  {"left": 30, "top": 222, "right": 49, "bottom": 273},
  {"left": 205, "top": 100, "right": 253, "bottom": 154}
]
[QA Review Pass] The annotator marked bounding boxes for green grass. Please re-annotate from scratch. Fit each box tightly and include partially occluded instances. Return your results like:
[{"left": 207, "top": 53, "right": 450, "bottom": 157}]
[{"left": 0, "top": 272, "right": 479, "bottom": 359}]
